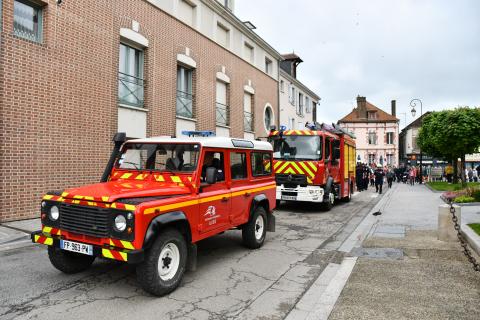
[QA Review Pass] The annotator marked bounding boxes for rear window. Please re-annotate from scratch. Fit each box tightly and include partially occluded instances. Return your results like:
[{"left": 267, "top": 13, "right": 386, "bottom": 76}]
[{"left": 251, "top": 152, "right": 272, "bottom": 176}]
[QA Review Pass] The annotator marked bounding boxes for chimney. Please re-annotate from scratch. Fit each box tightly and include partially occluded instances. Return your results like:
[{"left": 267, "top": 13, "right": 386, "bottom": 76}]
[
  {"left": 356, "top": 96, "right": 367, "bottom": 119},
  {"left": 391, "top": 100, "right": 396, "bottom": 116},
  {"left": 280, "top": 53, "right": 303, "bottom": 78}
]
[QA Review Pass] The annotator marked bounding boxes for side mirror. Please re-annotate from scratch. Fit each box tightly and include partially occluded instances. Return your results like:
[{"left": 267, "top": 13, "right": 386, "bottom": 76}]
[
  {"left": 333, "top": 148, "right": 341, "bottom": 160},
  {"left": 206, "top": 167, "right": 218, "bottom": 184},
  {"left": 333, "top": 139, "right": 340, "bottom": 149}
]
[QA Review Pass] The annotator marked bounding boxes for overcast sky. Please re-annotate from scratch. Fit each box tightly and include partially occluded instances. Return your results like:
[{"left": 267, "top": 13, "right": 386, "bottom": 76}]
[{"left": 236, "top": 0, "right": 480, "bottom": 128}]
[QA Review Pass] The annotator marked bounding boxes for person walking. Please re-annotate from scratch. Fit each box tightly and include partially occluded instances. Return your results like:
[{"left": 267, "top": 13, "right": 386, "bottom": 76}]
[
  {"left": 467, "top": 167, "right": 474, "bottom": 182},
  {"left": 386, "top": 168, "right": 394, "bottom": 188},
  {"left": 409, "top": 166, "right": 416, "bottom": 186},
  {"left": 445, "top": 163, "right": 453, "bottom": 183},
  {"left": 374, "top": 168, "right": 385, "bottom": 194},
  {"left": 473, "top": 168, "right": 478, "bottom": 182},
  {"left": 363, "top": 166, "right": 370, "bottom": 190},
  {"left": 370, "top": 170, "right": 375, "bottom": 187},
  {"left": 356, "top": 164, "right": 364, "bottom": 191}
]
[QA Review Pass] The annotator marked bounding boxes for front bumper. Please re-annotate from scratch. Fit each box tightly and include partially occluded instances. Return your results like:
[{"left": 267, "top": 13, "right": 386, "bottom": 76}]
[
  {"left": 276, "top": 185, "right": 325, "bottom": 203},
  {"left": 31, "top": 231, "right": 144, "bottom": 264}
]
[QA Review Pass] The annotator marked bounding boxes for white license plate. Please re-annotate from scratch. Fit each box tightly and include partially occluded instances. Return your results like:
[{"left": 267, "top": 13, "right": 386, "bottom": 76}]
[
  {"left": 60, "top": 240, "right": 93, "bottom": 256},
  {"left": 282, "top": 195, "right": 297, "bottom": 201}
]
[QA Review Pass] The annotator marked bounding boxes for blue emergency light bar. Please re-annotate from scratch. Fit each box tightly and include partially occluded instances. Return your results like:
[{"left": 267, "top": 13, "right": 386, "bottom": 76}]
[{"left": 181, "top": 130, "right": 216, "bottom": 137}]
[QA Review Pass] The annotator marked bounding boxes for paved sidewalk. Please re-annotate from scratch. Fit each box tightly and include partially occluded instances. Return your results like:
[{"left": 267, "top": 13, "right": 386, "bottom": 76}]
[
  {"left": 329, "top": 182, "right": 480, "bottom": 320},
  {"left": 0, "top": 218, "right": 40, "bottom": 251}
]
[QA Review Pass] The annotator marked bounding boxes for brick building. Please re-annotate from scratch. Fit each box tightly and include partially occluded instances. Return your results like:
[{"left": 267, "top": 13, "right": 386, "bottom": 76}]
[
  {"left": 338, "top": 96, "right": 400, "bottom": 167},
  {"left": 0, "top": 0, "right": 282, "bottom": 221}
]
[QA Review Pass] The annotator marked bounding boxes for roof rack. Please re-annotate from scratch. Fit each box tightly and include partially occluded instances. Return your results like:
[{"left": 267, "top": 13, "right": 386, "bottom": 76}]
[{"left": 181, "top": 130, "right": 216, "bottom": 137}]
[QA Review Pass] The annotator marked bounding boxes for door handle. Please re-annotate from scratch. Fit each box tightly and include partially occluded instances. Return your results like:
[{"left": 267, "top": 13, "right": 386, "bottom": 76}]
[
  {"left": 244, "top": 192, "right": 251, "bottom": 197},
  {"left": 221, "top": 196, "right": 229, "bottom": 202}
]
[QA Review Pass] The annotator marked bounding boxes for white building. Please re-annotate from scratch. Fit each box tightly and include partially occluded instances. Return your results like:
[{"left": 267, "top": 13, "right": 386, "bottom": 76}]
[{"left": 278, "top": 53, "right": 320, "bottom": 130}]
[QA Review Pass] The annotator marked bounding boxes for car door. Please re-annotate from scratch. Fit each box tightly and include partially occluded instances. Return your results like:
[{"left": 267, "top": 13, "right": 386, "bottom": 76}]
[
  {"left": 228, "top": 150, "right": 251, "bottom": 226},
  {"left": 198, "top": 149, "right": 231, "bottom": 234}
]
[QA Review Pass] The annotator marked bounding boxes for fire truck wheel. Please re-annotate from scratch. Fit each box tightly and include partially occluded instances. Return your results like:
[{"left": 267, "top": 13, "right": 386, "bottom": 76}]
[
  {"left": 321, "top": 192, "right": 335, "bottom": 211},
  {"left": 136, "top": 228, "right": 187, "bottom": 296},
  {"left": 47, "top": 246, "right": 95, "bottom": 274},
  {"left": 242, "top": 207, "right": 267, "bottom": 249}
]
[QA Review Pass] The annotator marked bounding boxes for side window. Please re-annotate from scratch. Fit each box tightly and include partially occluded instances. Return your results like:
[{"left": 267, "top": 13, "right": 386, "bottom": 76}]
[
  {"left": 201, "top": 151, "right": 225, "bottom": 182},
  {"left": 325, "top": 138, "right": 331, "bottom": 160},
  {"left": 230, "top": 152, "right": 247, "bottom": 180},
  {"left": 251, "top": 152, "right": 272, "bottom": 176}
]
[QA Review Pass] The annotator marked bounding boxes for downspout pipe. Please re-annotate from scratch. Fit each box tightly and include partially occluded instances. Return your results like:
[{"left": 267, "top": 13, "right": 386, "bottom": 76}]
[{"left": 101, "top": 132, "right": 126, "bottom": 182}]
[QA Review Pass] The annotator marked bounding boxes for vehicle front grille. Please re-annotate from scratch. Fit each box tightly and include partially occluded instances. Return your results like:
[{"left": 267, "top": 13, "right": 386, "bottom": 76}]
[
  {"left": 275, "top": 174, "right": 308, "bottom": 187},
  {"left": 59, "top": 203, "right": 110, "bottom": 238}
]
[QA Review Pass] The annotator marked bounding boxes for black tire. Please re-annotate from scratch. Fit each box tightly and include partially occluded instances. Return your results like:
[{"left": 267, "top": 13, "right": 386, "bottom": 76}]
[
  {"left": 136, "top": 228, "right": 187, "bottom": 296},
  {"left": 321, "top": 192, "right": 334, "bottom": 211},
  {"left": 242, "top": 206, "right": 267, "bottom": 249},
  {"left": 48, "top": 246, "right": 95, "bottom": 274},
  {"left": 275, "top": 199, "right": 281, "bottom": 208}
]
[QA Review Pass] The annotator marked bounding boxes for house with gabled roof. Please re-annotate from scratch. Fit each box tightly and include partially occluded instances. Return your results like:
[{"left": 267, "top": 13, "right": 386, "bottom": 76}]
[{"left": 338, "top": 96, "right": 400, "bottom": 167}]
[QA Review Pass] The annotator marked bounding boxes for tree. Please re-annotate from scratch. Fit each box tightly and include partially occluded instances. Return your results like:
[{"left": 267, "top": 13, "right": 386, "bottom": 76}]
[{"left": 417, "top": 107, "right": 480, "bottom": 185}]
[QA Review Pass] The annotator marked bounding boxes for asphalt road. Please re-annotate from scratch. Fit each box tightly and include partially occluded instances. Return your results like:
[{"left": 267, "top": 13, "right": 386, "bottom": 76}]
[{"left": 0, "top": 190, "right": 380, "bottom": 320}]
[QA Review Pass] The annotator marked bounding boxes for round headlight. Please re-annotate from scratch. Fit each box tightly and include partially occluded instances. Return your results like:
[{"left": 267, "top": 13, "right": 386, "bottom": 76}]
[
  {"left": 114, "top": 215, "right": 127, "bottom": 232},
  {"left": 49, "top": 206, "right": 59, "bottom": 221}
]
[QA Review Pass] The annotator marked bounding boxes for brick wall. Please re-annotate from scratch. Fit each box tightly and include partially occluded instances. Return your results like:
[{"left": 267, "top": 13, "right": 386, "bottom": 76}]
[{"left": 0, "top": 0, "right": 278, "bottom": 222}]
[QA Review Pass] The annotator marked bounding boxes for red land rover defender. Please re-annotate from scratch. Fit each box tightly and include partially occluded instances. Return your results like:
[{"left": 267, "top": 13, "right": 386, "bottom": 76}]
[{"left": 31, "top": 132, "right": 276, "bottom": 296}]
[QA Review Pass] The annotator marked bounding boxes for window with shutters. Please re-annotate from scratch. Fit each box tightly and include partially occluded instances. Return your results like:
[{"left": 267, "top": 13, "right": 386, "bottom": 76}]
[
  {"left": 118, "top": 43, "right": 144, "bottom": 107},
  {"left": 368, "top": 131, "right": 377, "bottom": 145},
  {"left": 216, "top": 81, "right": 229, "bottom": 126},
  {"left": 243, "top": 93, "right": 253, "bottom": 132},
  {"left": 216, "top": 22, "right": 230, "bottom": 48},
  {"left": 176, "top": 66, "right": 194, "bottom": 118},
  {"left": 386, "top": 132, "right": 394, "bottom": 144}
]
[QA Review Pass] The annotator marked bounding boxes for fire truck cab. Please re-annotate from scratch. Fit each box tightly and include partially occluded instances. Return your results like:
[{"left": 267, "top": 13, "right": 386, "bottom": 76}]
[
  {"left": 31, "top": 132, "right": 276, "bottom": 296},
  {"left": 269, "top": 123, "right": 356, "bottom": 210}
]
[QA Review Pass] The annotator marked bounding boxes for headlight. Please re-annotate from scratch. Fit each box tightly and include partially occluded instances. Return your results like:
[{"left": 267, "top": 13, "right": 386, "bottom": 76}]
[
  {"left": 114, "top": 215, "right": 127, "bottom": 232},
  {"left": 49, "top": 206, "right": 59, "bottom": 221}
]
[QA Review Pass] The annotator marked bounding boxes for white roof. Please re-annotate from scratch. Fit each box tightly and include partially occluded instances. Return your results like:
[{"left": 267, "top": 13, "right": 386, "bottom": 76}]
[{"left": 127, "top": 136, "right": 273, "bottom": 151}]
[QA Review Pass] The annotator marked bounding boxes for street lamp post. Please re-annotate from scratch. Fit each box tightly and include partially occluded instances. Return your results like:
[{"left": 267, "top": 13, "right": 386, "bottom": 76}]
[{"left": 410, "top": 98, "right": 423, "bottom": 184}]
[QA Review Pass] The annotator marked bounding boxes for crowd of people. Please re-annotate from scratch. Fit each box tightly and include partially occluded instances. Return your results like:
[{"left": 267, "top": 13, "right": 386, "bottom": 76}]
[{"left": 355, "top": 163, "right": 480, "bottom": 193}]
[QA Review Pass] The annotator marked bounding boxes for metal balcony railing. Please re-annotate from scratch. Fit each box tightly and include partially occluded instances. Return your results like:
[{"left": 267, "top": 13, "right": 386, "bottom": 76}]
[
  {"left": 118, "top": 72, "right": 144, "bottom": 107},
  {"left": 176, "top": 90, "right": 194, "bottom": 118},
  {"left": 216, "top": 102, "right": 229, "bottom": 126},
  {"left": 244, "top": 111, "right": 253, "bottom": 132}
]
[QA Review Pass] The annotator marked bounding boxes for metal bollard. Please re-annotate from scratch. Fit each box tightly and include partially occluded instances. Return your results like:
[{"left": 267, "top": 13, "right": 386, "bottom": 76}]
[{"left": 438, "top": 204, "right": 461, "bottom": 242}]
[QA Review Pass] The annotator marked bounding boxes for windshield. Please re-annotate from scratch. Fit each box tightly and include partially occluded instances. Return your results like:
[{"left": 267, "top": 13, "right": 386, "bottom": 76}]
[
  {"left": 272, "top": 136, "right": 322, "bottom": 160},
  {"left": 116, "top": 143, "right": 200, "bottom": 172}
]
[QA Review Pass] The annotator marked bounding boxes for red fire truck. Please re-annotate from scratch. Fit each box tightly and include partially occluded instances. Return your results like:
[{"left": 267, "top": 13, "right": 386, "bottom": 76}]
[
  {"left": 31, "top": 132, "right": 276, "bottom": 296},
  {"left": 268, "top": 123, "right": 356, "bottom": 210}
]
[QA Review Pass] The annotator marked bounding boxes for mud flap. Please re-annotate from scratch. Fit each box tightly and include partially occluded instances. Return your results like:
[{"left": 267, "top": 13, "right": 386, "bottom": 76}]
[
  {"left": 187, "top": 243, "right": 197, "bottom": 272},
  {"left": 266, "top": 213, "right": 276, "bottom": 232}
]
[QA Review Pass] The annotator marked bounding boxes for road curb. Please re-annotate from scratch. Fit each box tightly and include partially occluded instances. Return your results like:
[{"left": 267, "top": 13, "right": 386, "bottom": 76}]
[
  {"left": 440, "top": 196, "right": 480, "bottom": 207},
  {"left": 461, "top": 224, "right": 480, "bottom": 256}
]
